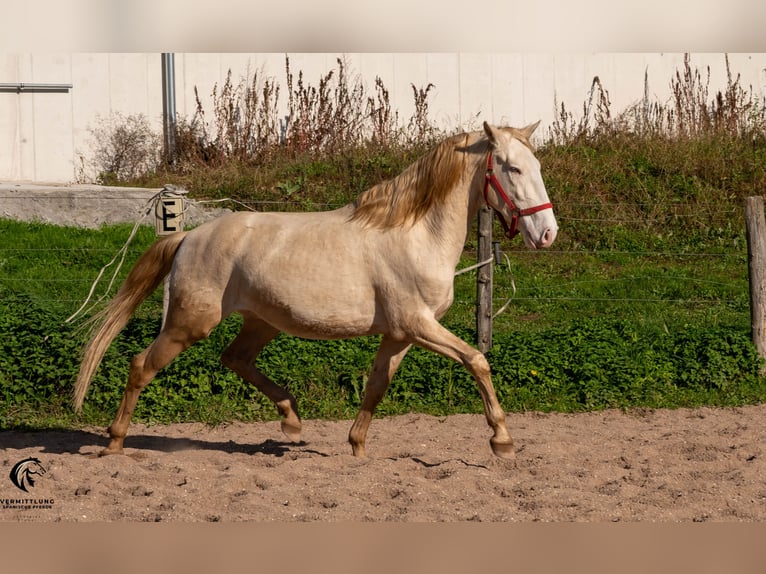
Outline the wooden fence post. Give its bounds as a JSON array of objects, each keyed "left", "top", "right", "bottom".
[
  {"left": 746, "top": 196, "right": 766, "bottom": 369},
  {"left": 476, "top": 205, "right": 493, "bottom": 352}
]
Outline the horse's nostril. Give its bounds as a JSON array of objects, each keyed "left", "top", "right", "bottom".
[{"left": 539, "top": 228, "right": 555, "bottom": 248}]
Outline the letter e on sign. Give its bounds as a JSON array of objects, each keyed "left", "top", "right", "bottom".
[{"left": 156, "top": 197, "right": 184, "bottom": 236}]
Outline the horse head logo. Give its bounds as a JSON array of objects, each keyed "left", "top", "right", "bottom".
[{"left": 9, "top": 457, "right": 47, "bottom": 492}]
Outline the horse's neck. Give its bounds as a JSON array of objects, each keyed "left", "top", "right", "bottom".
[{"left": 422, "top": 158, "right": 485, "bottom": 262}]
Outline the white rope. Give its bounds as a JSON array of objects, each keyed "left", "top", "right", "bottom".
[
  {"left": 454, "top": 256, "right": 494, "bottom": 276},
  {"left": 195, "top": 197, "right": 256, "bottom": 211},
  {"left": 153, "top": 187, "right": 190, "bottom": 219},
  {"left": 492, "top": 252, "right": 516, "bottom": 319},
  {"left": 453, "top": 252, "right": 518, "bottom": 318},
  {"left": 64, "top": 188, "right": 170, "bottom": 324}
]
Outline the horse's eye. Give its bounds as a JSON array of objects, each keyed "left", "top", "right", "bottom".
[{"left": 507, "top": 165, "right": 521, "bottom": 175}]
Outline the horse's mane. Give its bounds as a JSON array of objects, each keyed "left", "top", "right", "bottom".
[{"left": 349, "top": 132, "right": 476, "bottom": 232}]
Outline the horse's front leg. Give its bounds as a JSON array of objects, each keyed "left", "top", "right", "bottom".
[
  {"left": 409, "top": 317, "right": 515, "bottom": 459},
  {"left": 348, "top": 337, "right": 412, "bottom": 457}
]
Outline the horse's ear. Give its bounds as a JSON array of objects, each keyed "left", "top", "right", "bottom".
[
  {"left": 519, "top": 120, "right": 541, "bottom": 139},
  {"left": 483, "top": 121, "right": 501, "bottom": 148}
]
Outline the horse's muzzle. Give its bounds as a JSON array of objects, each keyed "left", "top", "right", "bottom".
[
  {"left": 522, "top": 226, "right": 557, "bottom": 249},
  {"left": 537, "top": 227, "right": 556, "bottom": 248}
]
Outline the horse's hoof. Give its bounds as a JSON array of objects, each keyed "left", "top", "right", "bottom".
[
  {"left": 276, "top": 399, "right": 302, "bottom": 442},
  {"left": 490, "top": 437, "right": 516, "bottom": 459},
  {"left": 280, "top": 419, "right": 302, "bottom": 443},
  {"left": 350, "top": 443, "right": 367, "bottom": 458},
  {"left": 99, "top": 435, "right": 125, "bottom": 456}
]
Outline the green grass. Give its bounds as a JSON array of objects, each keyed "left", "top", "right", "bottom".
[
  {"left": 447, "top": 242, "right": 749, "bottom": 334},
  {"left": 0, "top": 206, "right": 762, "bottom": 431},
  {"left": 0, "top": 219, "right": 159, "bottom": 316}
]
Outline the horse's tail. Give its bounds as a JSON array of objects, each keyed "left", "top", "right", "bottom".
[{"left": 72, "top": 231, "right": 188, "bottom": 413}]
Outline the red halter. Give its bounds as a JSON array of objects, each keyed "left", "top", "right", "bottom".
[{"left": 482, "top": 152, "right": 553, "bottom": 240}]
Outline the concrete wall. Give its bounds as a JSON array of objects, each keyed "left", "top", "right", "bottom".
[{"left": 1, "top": 53, "right": 765, "bottom": 183}]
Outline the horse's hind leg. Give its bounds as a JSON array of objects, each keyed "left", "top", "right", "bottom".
[
  {"left": 348, "top": 336, "right": 412, "bottom": 457},
  {"left": 408, "top": 317, "right": 515, "bottom": 459},
  {"left": 221, "top": 317, "right": 302, "bottom": 442},
  {"left": 102, "top": 326, "right": 202, "bottom": 456}
]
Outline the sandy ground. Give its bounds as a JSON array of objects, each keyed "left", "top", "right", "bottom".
[{"left": 1, "top": 405, "right": 764, "bottom": 522}]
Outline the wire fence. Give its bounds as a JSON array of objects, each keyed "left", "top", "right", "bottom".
[{"left": 0, "top": 195, "right": 750, "bottom": 320}]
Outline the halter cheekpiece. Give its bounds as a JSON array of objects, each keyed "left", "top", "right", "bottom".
[{"left": 482, "top": 151, "right": 553, "bottom": 239}]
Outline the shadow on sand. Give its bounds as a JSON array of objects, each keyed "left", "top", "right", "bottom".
[{"left": 0, "top": 428, "right": 329, "bottom": 458}]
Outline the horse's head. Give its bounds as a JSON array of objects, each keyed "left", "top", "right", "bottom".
[{"left": 482, "top": 121, "right": 558, "bottom": 249}]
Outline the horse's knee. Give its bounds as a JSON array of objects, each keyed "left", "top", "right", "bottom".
[{"left": 466, "top": 351, "right": 491, "bottom": 379}]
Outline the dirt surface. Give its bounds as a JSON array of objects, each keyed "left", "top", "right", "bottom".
[{"left": 1, "top": 405, "right": 764, "bottom": 522}]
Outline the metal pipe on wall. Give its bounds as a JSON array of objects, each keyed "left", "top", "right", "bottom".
[
  {"left": 161, "top": 53, "right": 177, "bottom": 165},
  {"left": 0, "top": 83, "right": 72, "bottom": 92}
]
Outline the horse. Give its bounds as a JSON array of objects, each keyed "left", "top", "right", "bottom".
[{"left": 73, "top": 121, "right": 557, "bottom": 459}]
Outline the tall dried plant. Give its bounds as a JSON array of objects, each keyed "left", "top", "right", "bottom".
[
  {"left": 548, "top": 76, "right": 612, "bottom": 145},
  {"left": 547, "top": 53, "right": 766, "bottom": 146},
  {"left": 173, "top": 56, "right": 439, "bottom": 165},
  {"left": 407, "top": 83, "right": 437, "bottom": 146},
  {"left": 367, "top": 77, "right": 398, "bottom": 147}
]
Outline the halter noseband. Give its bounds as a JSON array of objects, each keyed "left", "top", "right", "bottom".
[{"left": 482, "top": 151, "right": 553, "bottom": 240}]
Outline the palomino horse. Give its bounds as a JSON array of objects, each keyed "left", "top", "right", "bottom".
[{"left": 73, "top": 121, "right": 557, "bottom": 459}]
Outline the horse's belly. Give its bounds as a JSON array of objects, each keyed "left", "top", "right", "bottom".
[
  {"left": 251, "top": 298, "right": 380, "bottom": 339},
  {"left": 233, "top": 273, "right": 382, "bottom": 339}
]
